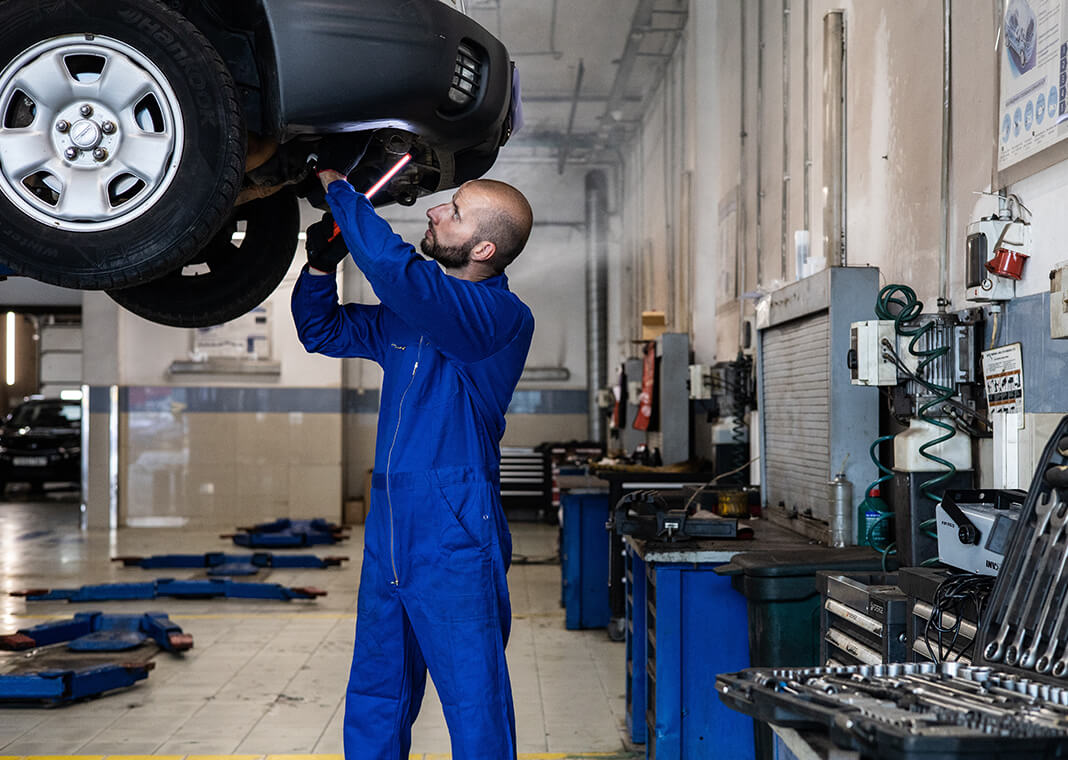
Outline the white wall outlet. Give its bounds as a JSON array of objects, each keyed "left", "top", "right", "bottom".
[
  {"left": 1051, "top": 262, "right": 1068, "bottom": 339},
  {"left": 849, "top": 320, "right": 898, "bottom": 385},
  {"left": 688, "top": 364, "right": 713, "bottom": 399}
]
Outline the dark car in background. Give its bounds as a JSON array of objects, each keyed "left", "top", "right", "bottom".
[
  {"left": 0, "top": 0, "right": 516, "bottom": 327},
  {"left": 0, "top": 398, "right": 82, "bottom": 495}
]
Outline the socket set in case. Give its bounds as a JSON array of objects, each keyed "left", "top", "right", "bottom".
[{"left": 716, "top": 416, "right": 1068, "bottom": 759}]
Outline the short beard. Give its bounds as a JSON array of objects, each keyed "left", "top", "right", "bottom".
[{"left": 420, "top": 235, "right": 475, "bottom": 269}]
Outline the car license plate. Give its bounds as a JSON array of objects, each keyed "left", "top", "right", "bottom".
[{"left": 12, "top": 456, "right": 47, "bottom": 466}]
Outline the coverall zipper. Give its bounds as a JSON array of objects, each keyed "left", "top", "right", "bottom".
[{"left": 384, "top": 336, "right": 423, "bottom": 586}]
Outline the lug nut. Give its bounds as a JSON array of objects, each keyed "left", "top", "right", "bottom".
[
  {"left": 79, "top": 104, "right": 93, "bottom": 117},
  {"left": 64, "top": 147, "right": 79, "bottom": 160},
  {"left": 92, "top": 147, "right": 107, "bottom": 161},
  {"left": 101, "top": 121, "right": 115, "bottom": 134},
  {"left": 55, "top": 120, "right": 69, "bottom": 133}
]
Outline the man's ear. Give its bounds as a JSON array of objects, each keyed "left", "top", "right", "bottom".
[{"left": 470, "top": 240, "right": 496, "bottom": 262}]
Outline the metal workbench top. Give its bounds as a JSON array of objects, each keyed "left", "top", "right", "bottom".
[{"left": 624, "top": 518, "right": 815, "bottom": 564}]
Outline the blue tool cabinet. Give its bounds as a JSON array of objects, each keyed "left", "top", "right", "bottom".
[
  {"left": 644, "top": 560, "right": 753, "bottom": 760},
  {"left": 625, "top": 545, "right": 647, "bottom": 743},
  {"left": 561, "top": 489, "right": 612, "bottom": 630}
]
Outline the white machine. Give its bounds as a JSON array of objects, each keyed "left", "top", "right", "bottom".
[{"left": 935, "top": 489, "right": 1025, "bottom": 575}]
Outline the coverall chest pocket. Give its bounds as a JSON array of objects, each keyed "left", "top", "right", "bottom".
[
  {"left": 411, "top": 348, "right": 461, "bottom": 409},
  {"left": 435, "top": 478, "right": 492, "bottom": 557}
]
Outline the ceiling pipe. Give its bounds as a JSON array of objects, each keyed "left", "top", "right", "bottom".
[
  {"left": 558, "top": 60, "right": 585, "bottom": 174},
  {"left": 599, "top": 0, "right": 687, "bottom": 144},
  {"left": 939, "top": 0, "right": 952, "bottom": 305}
]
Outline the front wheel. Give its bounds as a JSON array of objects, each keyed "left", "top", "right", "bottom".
[{"left": 0, "top": 0, "right": 244, "bottom": 289}]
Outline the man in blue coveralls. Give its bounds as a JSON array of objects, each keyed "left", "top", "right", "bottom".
[{"left": 291, "top": 165, "right": 534, "bottom": 760}]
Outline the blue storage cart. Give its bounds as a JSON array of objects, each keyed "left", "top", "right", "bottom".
[
  {"left": 625, "top": 536, "right": 756, "bottom": 758},
  {"left": 644, "top": 558, "right": 753, "bottom": 760},
  {"left": 561, "top": 489, "right": 612, "bottom": 630},
  {"left": 625, "top": 544, "right": 647, "bottom": 743}
]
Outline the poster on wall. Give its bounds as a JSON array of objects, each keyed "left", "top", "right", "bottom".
[
  {"left": 998, "top": 0, "right": 1068, "bottom": 171},
  {"left": 981, "top": 342, "right": 1025, "bottom": 423},
  {"left": 192, "top": 304, "right": 271, "bottom": 360}
]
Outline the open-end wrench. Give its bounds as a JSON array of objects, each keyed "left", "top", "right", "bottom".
[
  {"left": 1021, "top": 506, "right": 1068, "bottom": 668},
  {"left": 1007, "top": 501, "right": 1068, "bottom": 665},
  {"left": 985, "top": 490, "right": 1061, "bottom": 662}
]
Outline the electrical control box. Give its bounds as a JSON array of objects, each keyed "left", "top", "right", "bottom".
[
  {"left": 849, "top": 320, "right": 897, "bottom": 386},
  {"left": 964, "top": 218, "right": 1031, "bottom": 303},
  {"left": 1051, "top": 261, "right": 1068, "bottom": 339},
  {"left": 688, "top": 364, "right": 712, "bottom": 399}
]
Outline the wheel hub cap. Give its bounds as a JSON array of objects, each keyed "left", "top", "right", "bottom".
[{"left": 68, "top": 119, "right": 101, "bottom": 149}]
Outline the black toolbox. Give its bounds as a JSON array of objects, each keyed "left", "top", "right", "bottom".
[
  {"left": 715, "top": 416, "right": 1068, "bottom": 759},
  {"left": 818, "top": 572, "right": 908, "bottom": 667}
]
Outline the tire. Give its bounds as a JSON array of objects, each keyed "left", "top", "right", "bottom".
[
  {"left": 107, "top": 191, "right": 301, "bottom": 328},
  {"left": 0, "top": 0, "right": 244, "bottom": 289}
]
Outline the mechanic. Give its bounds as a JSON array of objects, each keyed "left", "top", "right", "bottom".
[{"left": 291, "top": 165, "right": 534, "bottom": 760}]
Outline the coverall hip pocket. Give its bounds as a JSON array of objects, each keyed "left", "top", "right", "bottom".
[{"left": 434, "top": 477, "right": 492, "bottom": 557}]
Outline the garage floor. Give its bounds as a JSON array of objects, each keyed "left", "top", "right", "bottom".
[{"left": 0, "top": 494, "right": 634, "bottom": 759}]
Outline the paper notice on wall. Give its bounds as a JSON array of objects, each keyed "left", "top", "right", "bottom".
[
  {"left": 998, "top": 0, "right": 1068, "bottom": 171},
  {"left": 981, "top": 342, "right": 1025, "bottom": 424},
  {"left": 193, "top": 304, "right": 271, "bottom": 360}
]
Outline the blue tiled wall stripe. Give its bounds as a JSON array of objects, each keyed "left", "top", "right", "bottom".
[
  {"left": 88, "top": 386, "right": 111, "bottom": 414},
  {"left": 86, "top": 386, "right": 587, "bottom": 415},
  {"left": 344, "top": 388, "right": 381, "bottom": 413},
  {"left": 508, "top": 389, "right": 588, "bottom": 414},
  {"left": 121, "top": 386, "right": 342, "bottom": 414},
  {"left": 995, "top": 290, "right": 1068, "bottom": 414}
]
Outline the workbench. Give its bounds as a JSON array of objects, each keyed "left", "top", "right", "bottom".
[{"left": 624, "top": 519, "right": 812, "bottom": 759}]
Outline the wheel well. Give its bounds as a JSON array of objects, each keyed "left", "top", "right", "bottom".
[{"left": 179, "top": 0, "right": 281, "bottom": 139}]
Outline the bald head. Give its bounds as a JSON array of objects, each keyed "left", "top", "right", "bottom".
[{"left": 468, "top": 179, "right": 533, "bottom": 273}]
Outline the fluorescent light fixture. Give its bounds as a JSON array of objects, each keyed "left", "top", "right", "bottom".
[
  {"left": 60, "top": 389, "right": 83, "bottom": 401},
  {"left": 5, "top": 312, "right": 13, "bottom": 386}
]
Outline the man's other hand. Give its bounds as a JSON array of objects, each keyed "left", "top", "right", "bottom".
[
  {"left": 306, "top": 213, "right": 349, "bottom": 274},
  {"left": 317, "top": 169, "right": 347, "bottom": 192}
]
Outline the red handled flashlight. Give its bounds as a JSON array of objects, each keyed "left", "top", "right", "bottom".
[
  {"left": 331, "top": 153, "right": 412, "bottom": 238},
  {"left": 366, "top": 153, "right": 412, "bottom": 199}
]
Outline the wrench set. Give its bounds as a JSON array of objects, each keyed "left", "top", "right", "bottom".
[{"left": 716, "top": 418, "right": 1068, "bottom": 759}]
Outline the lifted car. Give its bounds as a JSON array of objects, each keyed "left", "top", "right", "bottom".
[{"left": 0, "top": 0, "right": 516, "bottom": 326}]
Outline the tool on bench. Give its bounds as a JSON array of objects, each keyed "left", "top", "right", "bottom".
[
  {"left": 0, "top": 611, "right": 191, "bottom": 652},
  {"left": 113, "top": 551, "right": 348, "bottom": 576},
  {"left": 606, "top": 489, "right": 749, "bottom": 541},
  {"left": 12, "top": 578, "right": 326, "bottom": 602}
]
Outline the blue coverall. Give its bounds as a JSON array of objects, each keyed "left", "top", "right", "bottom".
[{"left": 291, "top": 180, "right": 534, "bottom": 760}]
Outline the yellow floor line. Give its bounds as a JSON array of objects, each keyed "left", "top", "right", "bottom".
[
  {"left": 0, "top": 755, "right": 630, "bottom": 760},
  {"left": 9, "top": 612, "right": 565, "bottom": 622}
]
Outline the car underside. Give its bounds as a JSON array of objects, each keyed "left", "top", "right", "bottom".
[{"left": 0, "top": 0, "right": 515, "bottom": 327}]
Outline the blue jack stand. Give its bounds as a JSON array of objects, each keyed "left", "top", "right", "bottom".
[
  {"left": 0, "top": 611, "right": 192, "bottom": 652},
  {"left": 223, "top": 517, "right": 350, "bottom": 548},
  {"left": 0, "top": 662, "right": 153, "bottom": 704},
  {"left": 12, "top": 578, "right": 326, "bottom": 602},
  {"left": 113, "top": 551, "right": 348, "bottom": 576}
]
